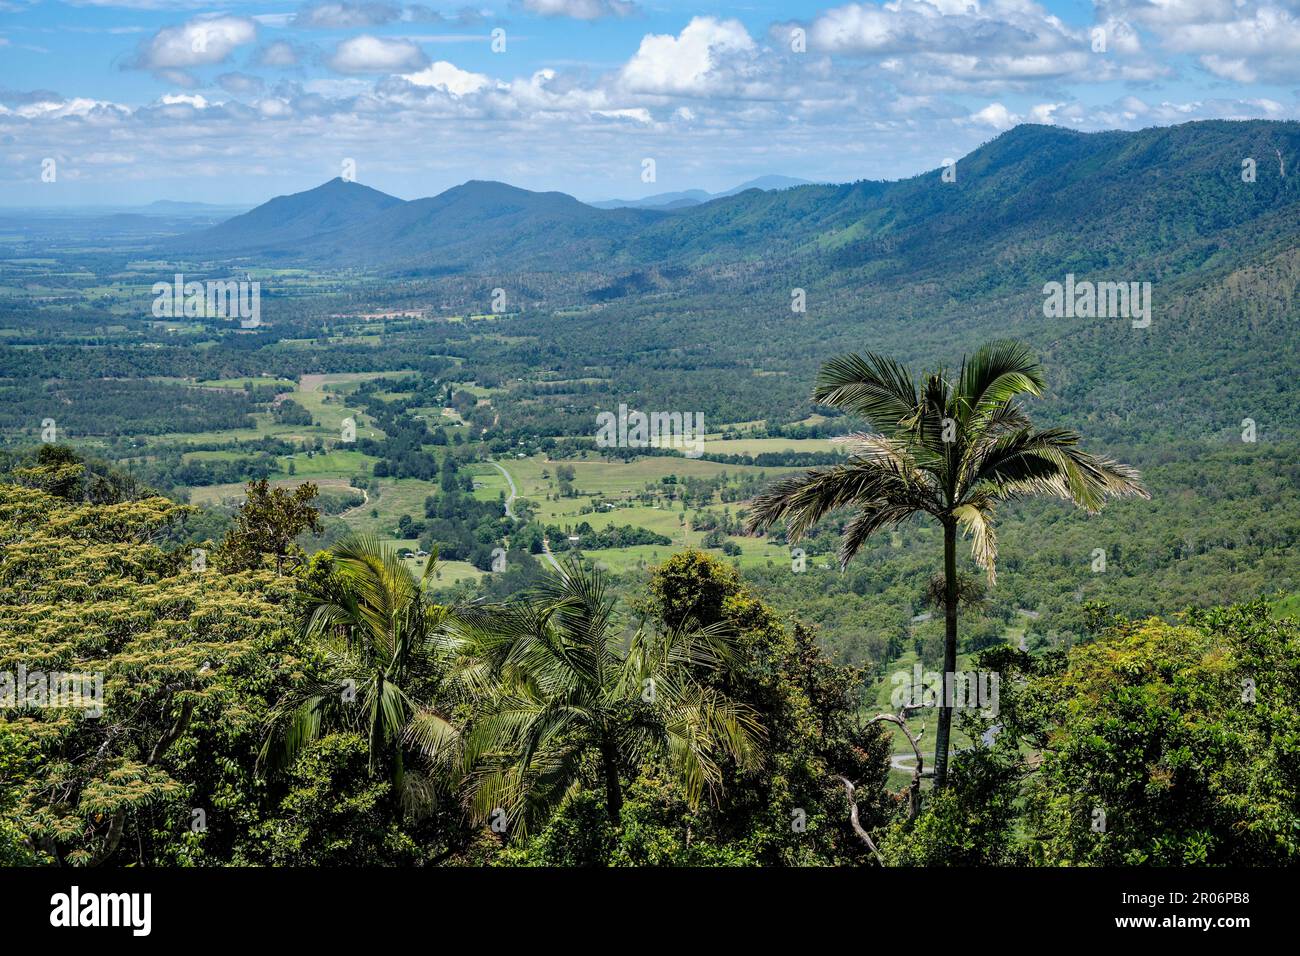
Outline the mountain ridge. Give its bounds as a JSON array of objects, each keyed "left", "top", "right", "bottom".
[
  {"left": 171, "top": 121, "right": 1300, "bottom": 281},
  {"left": 589, "top": 175, "right": 815, "bottom": 210}
]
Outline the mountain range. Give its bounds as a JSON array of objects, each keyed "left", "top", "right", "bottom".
[{"left": 171, "top": 121, "right": 1300, "bottom": 284}]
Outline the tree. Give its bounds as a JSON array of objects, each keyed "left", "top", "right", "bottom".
[
  {"left": 747, "top": 340, "right": 1148, "bottom": 788},
  {"left": 0, "top": 478, "right": 299, "bottom": 866},
  {"left": 992, "top": 602, "right": 1300, "bottom": 865},
  {"left": 450, "top": 558, "right": 764, "bottom": 834},
  {"left": 640, "top": 551, "right": 893, "bottom": 865},
  {"left": 6, "top": 443, "right": 146, "bottom": 504},
  {"left": 215, "top": 478, "right": 322, "bottom": 573},
  {"left": 261, "top": 535, "right": 459, "bottom": 813}
]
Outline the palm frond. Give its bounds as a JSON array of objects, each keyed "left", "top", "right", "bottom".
[
  {"left": 953, "top": 499, "right": 998, "bottom": 583},
  {"left": 813, "top": 352, "right": 919, "bottom": 437},
  {"left": 747, "top": 457, "right": 937, "bottom": 540},
  {"left": 957, "top": 339, "right": 1046, "bottom": 423},
  {"left": 838, "top": 501, "right": 922, "bottom": 567},
  {"left": 971, "top": 427, "right": 1149, "bottom": 512}
]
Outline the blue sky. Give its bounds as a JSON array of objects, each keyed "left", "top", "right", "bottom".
[{"left": 3, "top": 0, "right": 1299, "bottom": 205}]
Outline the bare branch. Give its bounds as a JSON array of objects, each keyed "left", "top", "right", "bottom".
[
  {"left": 867, "top": 708, "right": 926, "bottom": 821},
  {"left": 836, "top": 775, "right": 884, "bottom": 865}
]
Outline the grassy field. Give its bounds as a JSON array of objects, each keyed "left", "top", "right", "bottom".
[
  {"left": 701, "top": 436, "right": 840, "bottom": 455},
  {"left": 188, "top": 476, "right": 360, "bottom": 507}
]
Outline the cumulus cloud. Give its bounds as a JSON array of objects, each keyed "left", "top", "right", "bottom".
[
  {"left": 126, "top": 15, "right": 257, "bottom": 72},
  {"left": 0, "top": 94, "right": 128, "bottom": 119},
  {"left": 401, "top": 60, "right": 492, "bottom": 96},
  {"left": 1095, "top": 1, "right": 1300, "bottom": 82},
  {"left": 619, "top": 16, "right": 757, "bottom": 96},
  {"left": 158, "top": 92, "right": 209, "bottom": 108},
  {"left": 779, "top": 0, "right": 1161, "bottom": 92},
  {"left": 804, "top": 0, "right": 1076, "bottom": 56},
  {"left": 970, "top": 101, "right": 1016, "bottom": 129},
  {"left": 326, "top": 34, "right": 428, "bottom": 73},
  {"left": 1094, "top": 0, "right": 1244, "bottom": 28},
  {"left": 1165, "top": 6, "right": 1300, "bottom": 82},
  {"left": 155, "top": 68, "right": 200, "bottom": 88}
]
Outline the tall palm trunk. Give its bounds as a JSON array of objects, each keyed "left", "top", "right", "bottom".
[
  {"left": 933, "top": 517, "right": 959, "bottom": 789},
  {"left": 599, "top": 735, "right": 623, "bottom": 823}
]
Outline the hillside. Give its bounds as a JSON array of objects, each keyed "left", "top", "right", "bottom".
[
  {"left": 175, "top": 179, "right": 664, "bottom": 269},
  {"left": 174, "top": 178, "right": 406, "bottom": 257},
  {"left": 302, "top": 181, "right": 665, "bottom": 271},
  {"left": 173, "top": 121, "right": 1300, "bottom": 280}
]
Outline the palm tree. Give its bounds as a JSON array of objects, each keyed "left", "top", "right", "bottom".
[
  {"left": 746, "top": 340, "right": 1148, "bottom": 789},
  {"left": 449, "top": 558, "right": 764, "bottom": 834},
  {"left": 260, "top": 535, "right": 460, "bottom": 811}
]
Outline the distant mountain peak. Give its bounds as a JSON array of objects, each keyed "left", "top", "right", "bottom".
[
  {"left": 171, "top": 177, "right": 404, "bottom": 255},
  {"left": 590, "top": 175, "right": 814, "bottom": 210}
]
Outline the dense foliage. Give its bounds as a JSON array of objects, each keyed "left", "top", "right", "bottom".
[{"left": 2, "top": 453, "right": 1294, "bottom": 866}]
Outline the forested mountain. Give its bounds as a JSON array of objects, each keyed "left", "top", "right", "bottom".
[
  {"left": 174, "top": 178, "right": 405, "bottom": 257},
  {"left": 174, "top": 121, "right": 1300, "bottom": 279},
  {"left": 301, "top": 181, "right": 665, "bottom": 272},
  {"left": 174, "top": 178, "right": 665, "bottom": 268}
]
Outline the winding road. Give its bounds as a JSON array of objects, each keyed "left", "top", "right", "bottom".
[
  {"left": 487, "top": 460, "right": 518, "bottom": 518},
  {"left": 490, "top": 459, "right": 561, "bottom": 571},
  {"left": 337, "top": 486, "right": 369, "bottom": 519},
  {"left": 539, "top": 536, "right": 562, "bottom": 572}
]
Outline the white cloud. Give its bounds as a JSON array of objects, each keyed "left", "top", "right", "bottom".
[
  {"left": 158, "top": 92, "right": 209, "bottom": 108},
  {"left": 1199, "top": 55, "right": 1257, "bottom": 83},
  {"left": 1095, "top": 0, "right": 1242, "bottom": 28},
  {"left": 806, "top": 0, "right": 1078, "bottom": 56},
  {"left": 619, "top": 16, "right": 757, "bottom": 96},
  {"left": 155, "top": 68, "right": 200, "bottom": 88},
  {"left": 788, "top": 0, "right": 1165, "bottom": 91},
  {"left": 1027, "top": 101, "right": 1063, "bottom": 123},
  {"left": 970, "top": 101, "right": 1016, "bottom": 129},
  {"left": 327, "top": 34, "right": 428, "bottom": 73},
  {"left": 257, "top": 97, "right": 294, "bottom": 118},
  {"left": 1165, "top": 6, "right": 1300, "bottom": 81},
  {"left": 1164, "top": 7, "right": 1300, "bottom": 55},
  {"left": 128, "top": 15, "right": 257, "bottom": 71},
  {"left": 402, "top": 60, "right": 491, "bottom": 96},
  {"left": 1096, "top": 2, "right": 1300, "bottom": 82},
  {"left": 0, "top": 96, "right": 127, "bottom": 119},
  {"left": 592, "top": 107, "right": 652, "bottom": 122}
]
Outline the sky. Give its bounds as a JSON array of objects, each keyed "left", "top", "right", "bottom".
[{"left": 2, "top": 0, "right": 1299, "bottom": 206}]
